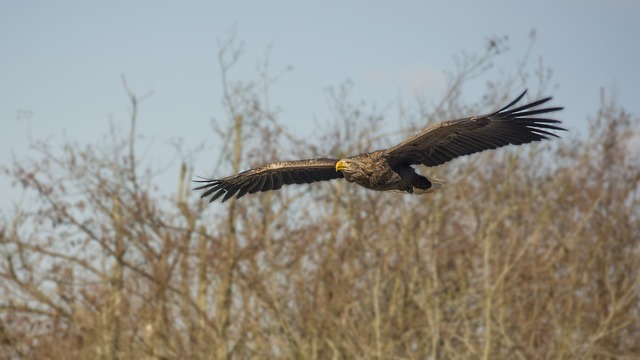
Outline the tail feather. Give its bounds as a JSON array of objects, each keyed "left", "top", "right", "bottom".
[{"left": 413, "top": 176, "right": 446, "bottom": 194}]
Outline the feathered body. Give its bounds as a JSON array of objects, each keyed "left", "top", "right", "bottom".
[{"left": 337, "top": 151, "right": 435, "bottom": 193}]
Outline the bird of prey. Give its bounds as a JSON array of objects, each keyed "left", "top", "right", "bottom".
[{"left": 195, "top": 90, "right": 564, "bottom": 203}]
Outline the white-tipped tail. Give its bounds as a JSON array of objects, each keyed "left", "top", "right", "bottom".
[{"left": 414, "top": 176, "right": 447, "bottom": 194}]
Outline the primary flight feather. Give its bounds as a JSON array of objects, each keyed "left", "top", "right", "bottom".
[{"left": 195, "top": 90, "right": 564, "bottom": 203}]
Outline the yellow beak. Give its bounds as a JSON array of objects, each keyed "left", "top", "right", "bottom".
[{"left": 335, "top": 160, "right": 349, "bottom": 172}]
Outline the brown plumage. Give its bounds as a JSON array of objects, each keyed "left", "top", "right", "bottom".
[{"left": 195, "top": 90, "right": 564, "bottom": 203}]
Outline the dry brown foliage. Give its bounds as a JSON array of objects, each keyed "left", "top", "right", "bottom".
[{"left": 1, "top": 36, "right": 639, "bottom": 359}]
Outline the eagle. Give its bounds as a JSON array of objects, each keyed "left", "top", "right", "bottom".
[{"left": 195, "top": 90, "right": 564, "bottom": 203}]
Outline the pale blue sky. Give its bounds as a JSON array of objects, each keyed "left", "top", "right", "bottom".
[{"left": 2, "top": 0, "right": 639, "bottom": 210}]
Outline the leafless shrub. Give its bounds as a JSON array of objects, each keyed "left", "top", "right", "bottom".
[{"left": 1, "top": 35, "right": 639, "bottom": 360}]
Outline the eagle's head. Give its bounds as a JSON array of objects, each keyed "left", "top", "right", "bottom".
[{"left": 335, "top": 158, "right": 366, "bottom": 182}]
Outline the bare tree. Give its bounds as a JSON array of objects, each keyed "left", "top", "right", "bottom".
[{"left": 1, "top": 33, "right": 639, "bottom": 359}]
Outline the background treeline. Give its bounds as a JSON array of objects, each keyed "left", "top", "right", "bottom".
[{"left": 1, "top": 37, "right": 639, "bottom": 359}]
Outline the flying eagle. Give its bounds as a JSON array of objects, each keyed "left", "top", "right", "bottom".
[{"left": 195, "top": 91, "right": 564, "bottom": 203}]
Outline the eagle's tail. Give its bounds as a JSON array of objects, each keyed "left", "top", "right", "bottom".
[{"left": 413, "top": 176, "right": 446, "bottom": 194}]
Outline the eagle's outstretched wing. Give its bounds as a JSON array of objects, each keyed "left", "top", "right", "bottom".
[
  {"left": 384, "top": 90, "right": 565, "bottom": 167},
  {"left": 194, "top": 158, "right": 343, "bottom": 203}
]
